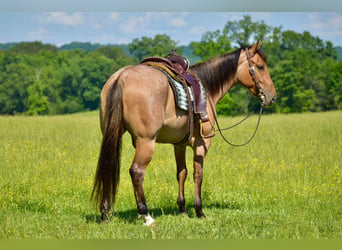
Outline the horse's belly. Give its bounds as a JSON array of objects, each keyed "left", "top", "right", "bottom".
[{"left": 156, "top": 115, "right": 188, "bottom": 144}]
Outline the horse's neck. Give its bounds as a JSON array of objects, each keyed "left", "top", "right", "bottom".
[
  {"left": 210, "top": 78, "right": 237, "bottom": 105},
  {"left": 196, "top": 67, "right": 238, "bottom": 106},
  {"left": 192, "top": 51, "right": 240, "bottom": 106}
]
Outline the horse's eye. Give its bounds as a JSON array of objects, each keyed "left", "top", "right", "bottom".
[{"left": 257, "top": 65, "right": 265, "bottom": 71}]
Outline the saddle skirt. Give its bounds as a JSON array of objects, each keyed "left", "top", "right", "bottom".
[
  {"left": 141, "top": 55, "right": 209, "bottom": 122},
  {"left": 161, "top": 69, "right": 205, "bottom": 113},
  {"left": 162, "top": 69, "right": 189, "bottom": 111}
]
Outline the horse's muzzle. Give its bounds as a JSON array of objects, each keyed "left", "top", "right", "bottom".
[{"left": 259, "top": 92, "right": 276, "bottom": 107}]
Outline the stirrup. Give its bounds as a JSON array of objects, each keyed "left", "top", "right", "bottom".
[{"left": 200, "top": 119, "right": 216, "bottom": 138}]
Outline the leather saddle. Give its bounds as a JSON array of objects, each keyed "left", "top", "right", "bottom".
[{"left": 141, "top": 52, "right": 209, "bottom": 123}]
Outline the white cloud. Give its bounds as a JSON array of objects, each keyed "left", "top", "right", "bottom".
[
  {"left": 299, "top": 13, "right": 342, "bottom": 44},
  {"left": 120, "top": 15, "right": 146, "bottom": 33},
  {"left": 250, "top": 12, "right": 273, "bottom": 20},
  {"left": 169, "top": 18, "right": 187, "bottom": 27},
  {"left": 46, "top": 12, "right": 85, "bottom": 26},
  {"left": 116, "top": 12, "right": 190, "bottom": 36},
  {"left": 307, "top": 13, "right": 324, "bottom": 30},
  {"left": 329, "top": 14, "right": 342, "bottom": 27},
  {"left": 189, "top": 26, "right": 206, "bottom": 35},
  {"left": 91, "top": 22, "right": 102, "bottom": 30},
  {"left": 109, "top": 12, "right": 120, "bottom": 21},
  {"left": 28, "top": 27, "right": 49, "bottom": 40}
]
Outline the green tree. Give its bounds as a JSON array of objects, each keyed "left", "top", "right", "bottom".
[
  {"left": 79, "top": 52, "right": 112, "bottom": 110},
  {"left": 59, "top": 41, "right": 101, "bottom": 51},
  {"left": 129, "top": 34, "right": 178, "bottom": 61},
  {"left": 190, "top": 30, "right": 232, "bottom": 61},
  {"left": 224, "top": 15, "right": 271, "bottom": 47},
  {"left": 319, "top": 58, "right": 342, "bottom": 110},
  {"left": 215, "top": 94, "right": 235, "bottom": 116},
  {"left": 0, "top": 52, "right": 33, "bottom": 114},
  {"left": 269, "top": 30, "right": 340, "bottom": 113},
  {"left": 96, "top": 46, "right": 138, "bottom": 72},
  {"left": 27, "top": 80, "right": 50, "bottom": 115},
  {"left": 10, "top": 41, "right": 57, "bottom": 54}
]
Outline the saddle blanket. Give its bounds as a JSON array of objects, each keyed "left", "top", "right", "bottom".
[{"left": 159, "top": 69, "right": 206, "bottom": 113}]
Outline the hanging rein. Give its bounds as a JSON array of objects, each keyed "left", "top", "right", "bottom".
[{"left": 205, "top": 48, "right": 264, "bottom": 147}]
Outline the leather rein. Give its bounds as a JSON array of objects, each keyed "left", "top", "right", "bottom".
[{"left": 207, "top": 48, "right": 264, "bottom": 147}]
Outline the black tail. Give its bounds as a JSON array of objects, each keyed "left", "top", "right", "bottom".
[{"left": 92, "top": 80, "right": 123, "bottom": 213}]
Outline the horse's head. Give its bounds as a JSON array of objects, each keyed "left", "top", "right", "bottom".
[{"left": 237, "top": 40, "right": 276, "bottom": 107}]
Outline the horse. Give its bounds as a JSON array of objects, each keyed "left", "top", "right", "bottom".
[{"left": 92, "top": 40, "right": 276, "bottom": 226}]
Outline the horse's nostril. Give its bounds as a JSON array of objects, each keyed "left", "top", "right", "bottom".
[{"left": 271, "top": 96, "right": 276, "bottom": 104}]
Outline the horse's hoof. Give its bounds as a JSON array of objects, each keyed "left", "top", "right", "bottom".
[
  {"left": 101, "top": 213, "right": 110, "bottom": 222},
  {"left": 196, "top": 211, "right": 206, "bottom": 218},
  {"left": 179, "top": 208, "right": 188, "bottom": 216},
  {"left": 100, "top": 208, "right": 111, "bottom": 222},
  {"left": 138, "top": 213, "right": 156, "bottom": 226}
]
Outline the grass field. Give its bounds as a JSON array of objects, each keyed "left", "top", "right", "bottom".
[{"left": 0, "top": 111, "right": 341, "bottom": 239}]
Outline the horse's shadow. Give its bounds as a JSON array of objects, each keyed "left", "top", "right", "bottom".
[
  {"left": 85, "top": 205, "right": 182, "bottom": 224},
  {"left": 85, "top": 201, "right": 241, "bottom": 224}
]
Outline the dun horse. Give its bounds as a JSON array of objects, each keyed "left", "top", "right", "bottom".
[{"left": 92, "top": 40, "right": 276, "bottom": 225}]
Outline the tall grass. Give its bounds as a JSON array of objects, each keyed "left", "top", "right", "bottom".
[{"left": 0, "top": 111, "right": 341, "bottom": 239}]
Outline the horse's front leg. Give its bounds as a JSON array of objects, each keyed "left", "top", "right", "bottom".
[
  {"left": 193, "top": 138, "right": 211, "bottom": 218},
  {"left": 174, "top": 145, "right": 188, "bottom": 214}
]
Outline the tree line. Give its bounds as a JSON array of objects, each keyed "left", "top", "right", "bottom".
[
  {"left": 0, "top": 43, "right": 137, "bottom": 115},
  {"left": 0, "top": 15, "right": 341, "bottom": 116}
]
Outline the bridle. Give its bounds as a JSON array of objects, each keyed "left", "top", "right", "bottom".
[
  {"left": 206, "top": 48, "right": 264, "bottom": 147},
  {"left": 245, "top": 48, "right": 265, "bottom": 105}
]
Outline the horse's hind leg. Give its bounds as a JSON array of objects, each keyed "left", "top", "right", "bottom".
[
  {"left": 129, "top": 138, "right": 156, "bottom": 226},
  {"left": 174, "top": 145, "right": 188, "bottom": 214},
  {"left": 193, "top": 138, "right": 211, "bottom": 218}
]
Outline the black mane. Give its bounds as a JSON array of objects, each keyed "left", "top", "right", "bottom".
[{"left": 190, "top": 49, "right": 241, "bottom": 96}]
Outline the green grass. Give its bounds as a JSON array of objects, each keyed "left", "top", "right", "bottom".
[{"left": 0, "top": 111, "right": 341, "bottom": 239}]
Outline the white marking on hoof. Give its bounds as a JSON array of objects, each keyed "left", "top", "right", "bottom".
[{"left": 138, "top": 213, "right": 155, "bottom": 226}]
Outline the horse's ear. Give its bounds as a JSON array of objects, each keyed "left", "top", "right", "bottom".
[
  {"left": 256, "top": 39, "right": 263, "bottom": 49},
  {"left": 249, "top": 39, "right": 263, "bottom": 56}
]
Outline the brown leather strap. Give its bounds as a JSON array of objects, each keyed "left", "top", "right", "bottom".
[{"left": 245, "top": 48, "right": 261, "bottom": 96}]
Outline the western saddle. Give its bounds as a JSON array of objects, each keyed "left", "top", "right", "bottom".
[{"left": 140, "top": 51, "right": 210, "bottom": 143}]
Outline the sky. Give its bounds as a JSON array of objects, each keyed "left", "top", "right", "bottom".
[{"left": 0, "top": 12, "right": 342, "bottom": 47}]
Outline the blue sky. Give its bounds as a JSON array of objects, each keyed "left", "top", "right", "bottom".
[{"left": 0, "top": 12, "right": 342, "bottom": 47}]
